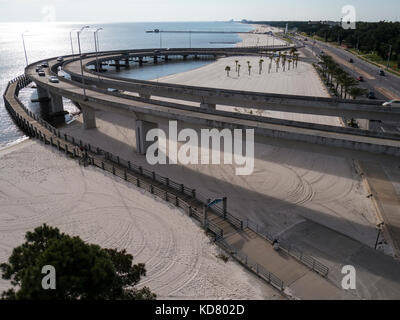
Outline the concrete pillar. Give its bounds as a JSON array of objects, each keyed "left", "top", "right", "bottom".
[
  {"left": 139, "top": 57, "right": 143, "bottom": 66},
  {"left": 165, "top": 55, "right": 169, "bottom": 62},
  {"left": 49, "top": 92, "right": 64, "bottom": 114},
  {"left": 37, "top": 86, "right": 50, "bottom": 101},
  {"left": 81, "top": 104, "right": 96, "bottom": 129},
  {"left": 357, "top": 119, "right": 370, "bottom": 130},
  {"left": 136, "top": 120, "right": 158, "bottom": 154},
  {"left": 115, "top": 60, "right": 120, "bottom": 70},
  {"left": 183, "top": 55, "right": 188, "bottom": 60},
  {"left": 153, "top": 56, "right": 158, "bottom": 64},
  {"left": 203, "top": 204, "right": 208, "bottom": 228},
  {"left": 125, "top": 59, "right": 130, "bottom": 68},
  {"left": 200, "top": 102, "right": 216, "bottom": 110}
]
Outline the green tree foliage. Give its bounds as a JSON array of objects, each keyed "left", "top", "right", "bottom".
[
  {"left": 0, "top": 224, "right": 156, "bottom": 300},
  {"left": 248, "top": 21, "right": 400, "bottom": 63}
]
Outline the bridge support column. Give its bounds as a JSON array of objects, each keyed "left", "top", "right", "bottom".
[
  {"left": 357, "top": 119, "right": 370, "bottom": 130},
  {"left": 81, "top": 105, "right": 96, "bottom": 129},
  {"left": 153, "top": 56, "right": 158, "bottom": 64},
  {"left": 136, "top": 120, "right": 158, "bottom": 154},
  {"left": 139, "top": 57, "right": 143, "bottom": 66},
  {"left": 115, "top": 60, "right": 120, "bottom": 70},
  {"left": 125, "top": 59, "right": 130, "bottom": 68},
  {"left": 165, "top": 55, "right": 169, "bottom": 62},
  {"left": 200, "top": 102, "right": 216, "bottom": 110},
  {"left": 49, "top": 92, "right": 64, "bottom": 114},
  {"left": 37, "top": 85, "right": 50, "bottom": 101}
]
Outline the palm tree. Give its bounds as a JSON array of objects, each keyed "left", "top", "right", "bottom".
[
  {"left": 225, "top": 66, "right": 231, "bottom": 77},
  {"left": 237, "top": 64, "right": 241, "bottom": 77},
  {"left": 349, "top": 87, "right": 368, "bottom": 100},
  {"left": 248, "top": 65, "right": 252, "bottom": 75},
  {"left": 276, "top": 57, "right": 280, "bottom": 72},
  {"left": 269, "top": 55, "right": 273, "bottom": 73},
  {"left": 235, "top": 60, "right": 239, "bottom": 72},
  {"left": 342, "top": 76, "right": 358, "bottom": 99},
  {"left": 259, "top": 59, "right": 264, "bottom": 74},
  {"left": 288, "top": 59, "right": 292, "bottom": 70}
]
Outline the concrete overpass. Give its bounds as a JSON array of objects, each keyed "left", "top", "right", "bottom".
[
  {"left": 22, "top": 49, "right": 400, "bottom": 166},
  {"left": 58, "top": 49, "right": 400, "bottom": 124}
]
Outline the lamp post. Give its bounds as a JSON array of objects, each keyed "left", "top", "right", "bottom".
[
  {"left": 94, "top": 28, "right": 103, "bottom": 80},
  {"left": 21, "top": 30, "right": 29, "bottom": 66},
  {"left": 386, "top": 44, "right": 392, "bottom": 70},
  {"left": 70, "top": 29, "right": 77, "bottom": 56},
  {"left": 77, "top": 26, "right": 90, "bottom": 100},
  {"left": 375, "top": 222, "right": 385, "bottom": 250}
]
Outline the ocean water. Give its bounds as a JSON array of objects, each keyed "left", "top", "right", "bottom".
[{"left": 0, "top": 21, "right": 253, "bottom": 150}]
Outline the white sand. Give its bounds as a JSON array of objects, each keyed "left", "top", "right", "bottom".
[
  {"left": 0, "top": 140, "right": 281, "bottom": 300},
  {"left": 55, "top": 29, "right": 378, "bottom": 249}
]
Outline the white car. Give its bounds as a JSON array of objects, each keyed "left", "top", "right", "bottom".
[
  {"left": 383, "top": 100, "right": 400, "bottom": 107},
  {"left": 49, "top": 76, "right": 59, "bottom": 83}
]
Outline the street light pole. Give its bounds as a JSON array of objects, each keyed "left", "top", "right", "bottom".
[
  {"left": 70, "top": 30, "right": 76, "bottom": 55},
  {"left": 375, "top": 222, "right": 385, "bottom": 250},
  {"left": 77, "top": 26, "right": 90, "bottom": 101},
  {"left": 21, "top": 31, "right": 29, "bottom": 66},
  {"left": 386, "top": 44, "right": 392, "bottom": 70},
  {"left": 94, "top": 28, "right": 103, "bottom": 80}
]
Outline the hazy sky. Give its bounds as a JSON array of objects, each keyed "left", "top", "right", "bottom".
[{"left": 0, "top": 0, "right": 399, "bottom": 23}]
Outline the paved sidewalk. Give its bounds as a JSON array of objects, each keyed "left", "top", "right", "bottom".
[{"left": 359, "top": 161, "right": 400, "bottom": 257}]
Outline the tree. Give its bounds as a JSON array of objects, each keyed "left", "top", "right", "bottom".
[
  {"left": 0, "top": 224, "right": 156, "bottom": 300},
  {"left": 237, "top": 64, "right": 241, "bottom": 77},
  {"left": 259, "top": 59, "right": 264, "bottom": 74},
  {"left": 235, "top": 60, "right": 239, "bottom": 72},
  {"left": 348, "top": 87, "right": 368, "bottom": 100},
  {"left": 225, "top": 66, "right": 231, "bottom": 77},
  {"left": 248, "top": 65, "right": 252, "bottom": 75}
]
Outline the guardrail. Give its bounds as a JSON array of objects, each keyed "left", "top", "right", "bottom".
[
  {"left": 217, "top": 238, "right": 284, "bottom": 291},
  {"left": 3, "top": 74, "right": 330, "bottom": 283},
  {"left": 244, "top": 218, "right": 329, "bottom": 277}
]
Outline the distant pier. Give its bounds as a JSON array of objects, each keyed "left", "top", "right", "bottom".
[{"left": 146, "top": 29, "right": 252, "bottom": 34}]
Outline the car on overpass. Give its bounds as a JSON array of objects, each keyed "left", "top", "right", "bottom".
[
  {"left": 357, "top": 76, "right": 364, "bottom": 82},
  {"left": 379, "top": 69, "right": 386, "bottom": 76},
  {"left": 383, "top": 100, "right": 400, "bottom": 107},
  {"left": 48, "top": 76, "right": 59, "bottom": 84},
  {"left": 367, "top": 91, "right": 376, "bottom": 99}
]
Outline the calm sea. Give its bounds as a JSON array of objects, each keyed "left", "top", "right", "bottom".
[{"left": 0, "top": 21, "right": 253, "bottom": 150}]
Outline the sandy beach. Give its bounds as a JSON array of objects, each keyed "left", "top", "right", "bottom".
[{"left": 0, "top": 140, "right": 281, "bottom": 300}]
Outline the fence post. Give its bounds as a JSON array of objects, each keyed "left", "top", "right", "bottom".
[
  {"left": 57, "top": 140, "right": 60, "bottom": 150},
  {"left": 150, "top": 185, "right": 154, "bottom": 194},
  {"left": 139, "top": 166, "right": 143, "bottom": 175},
  {"left": 180, "top": 184, "right": 184, "bottom": 194},
  {"left": 124, "top": 170, "right": 127, "bottom": 181},
  {"left": 165, "top": 191, "right": 168, "bottom": 201},
  {"left": 223, "top": 197, "right": 227, "bottom": 219},
  {"left": 166, "top": 178, "right": 169, "bottom": 187},
  {"left": 117, "top": 156, "right": 120, "bottom": 164},
  {"left": 112, "top": 166, "right": 115, "bottom": 175},
  {"left": 65, "top": 144, "right": 68, "bottom": 155},
  {"left": 73, "top": 148, "right": 76, "bottom": 158},
  {"left": 189, "top": 206, "right": 192, "bottom": 217},
  {"left": 50, "top": 137, "right": 53, "bottom": 146},
  {"left": 240, "top": 221, "right": 244, "bottom": 231},
  {"left": 102, "top": 162, "right": 105, "bottom": 170},
  {"left": 128, "top": 161, "right": 131, "bottom": 169},
  {"left": 192, "top": 189, "right": 196, "bottom": 199},
  {"left": 137, "top": 178, "right": 140, "bottom": 187},
  {"left": 175, "top": 196, "right": 179, "bottom": 207}
]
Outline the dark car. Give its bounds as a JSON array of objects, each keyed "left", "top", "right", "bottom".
[
  {"left": 367, "top": 91, "right": 376, "bottom": 99},
  {"left": 357, "top": 76, "right": 364, "bottom": 82},
  {"left": 38, "top": 71, "right": 46, "bottom": 77},
  {"left": 379, "top": 69, "right": 385, "bottom": 76},
  {"left": 349, "top": 58, "right": 354, "bottom": 63}
]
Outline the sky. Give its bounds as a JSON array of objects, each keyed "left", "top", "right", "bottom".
[{"left": 0, "top": 0, "right": 399, "bottom": 23}]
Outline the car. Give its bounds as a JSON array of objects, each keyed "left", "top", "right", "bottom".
[
  {"left": 41, "top": 63, "right": 49, "bottom": 68},
  {"left": 48, "top": 76, "right": 59, "bottom": 83},
  {"left": 349, "top": 58, "right": 354, "bottom": 63},
  {"left": 379, "top": 69, "right": 385, "bottom": 76},
  {"left": 357, "top": 76, "right": 364, "bottom": 82},
  {"left": 35, "top": 67, "right": 43, "bottom": 73},
  {"left": 154, "top": 50, "right": 161, "bottom": 55},
  {"left": 57, "top": 57, "right": 64, "bottom": 63},
  {"left": 383, "top": 100, "right": 400, "bottom": 107},
  {"left": 367, "top": 91, "right": 376, "bottom": 99},
  {"left": 38, "top": 71, "right": 46, "bottom": 77}
]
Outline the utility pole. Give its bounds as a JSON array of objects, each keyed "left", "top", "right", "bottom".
[{"left": 77, "top": 26, "right": 90, "bottom": 100}]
